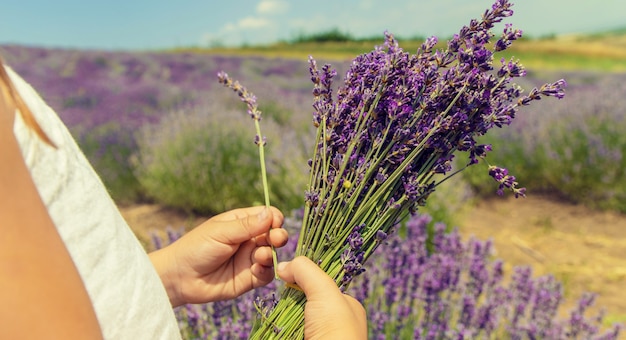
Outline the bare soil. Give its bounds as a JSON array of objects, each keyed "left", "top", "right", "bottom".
[{"left": 119, "top": 194, "right": 626, "bottom": 328}]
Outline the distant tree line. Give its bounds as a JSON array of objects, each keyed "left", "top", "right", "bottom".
[{"left": 288, "top": 27, "right": 426, "bottom": 44}]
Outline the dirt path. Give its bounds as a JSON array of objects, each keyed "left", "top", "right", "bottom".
[
  {"left": 119, "top": 194, "right": 626, "bottom": 327},
  {"left": 456, "top": 195, "right": 626, "bottom": 326}
]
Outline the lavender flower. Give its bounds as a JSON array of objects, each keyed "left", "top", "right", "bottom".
[
  {"left": 488, "top": 165, "right": 526, "bottom": 197},
  {"left": 340, "top": 224, "right": 367, "bottom": 290},
  {"left": 350, "top": 214, "right": 621, "bottom": 339},
  {"left": 251, "top": 1, "right": 566, "bottom": 338},
  {"left": 217, "top": 71, "right": 262, "bottom": 120}
]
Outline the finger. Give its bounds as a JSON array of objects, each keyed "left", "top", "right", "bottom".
[
  {"left": 252, "top": 233, "right": 269, "bottom": 247},
  {"left": 237, "top": 241, "right": 272, "bottom": 288},
  {"left": 212, "top": 206, "right": 283, "bottom": 224},
  {"left": 269, "top": 228, "right": 289, "bottom": 248},
  {"left": 269, "top": 207, "right": 285, "bottom": 230},
  {"left": 277, "top": 256, "right": 342, "bottom": 300},
  {"left": 252, "top": 228, "right": 289, "bottom": 248},
  {"left": 210, "top": 207, "right": 278, "bottom": 245},
  {"left": 210, "top": 206, "right": 266, "bottom": 221},
  {"left": 250, "top": 263, "right": 273, "bottom": 287},
  {"left": 342, "top": 295, "right": 368, "bottom": 336},
  {"left": 252, "top": 246, "right": 274, "bottom": 267}
]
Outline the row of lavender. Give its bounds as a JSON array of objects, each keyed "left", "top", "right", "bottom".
[
  {"left": 462, "top": 70, "right": 626, "bottom": 212},
  {"left": 2, "top": 45, "right": 623, "bottom": 214},
  {"left": 154, "top": 212, "right": 621, "bottom": 339}
]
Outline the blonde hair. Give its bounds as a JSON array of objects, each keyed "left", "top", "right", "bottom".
[{"left": 0, "top": 56, "right": 55, "bottom": 147}]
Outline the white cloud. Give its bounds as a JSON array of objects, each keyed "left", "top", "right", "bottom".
[
  {"left": 201, "top": 0, "right": 288, "bottom": 46},
  {"left": 257, "top": 0, "right": 289, "bottom": 15},
  {"left": 238, "top": 16, "right": 273, "bottom": 29},
  {"left": 201, "top": 15, "right": 278, "bottom": 46}
]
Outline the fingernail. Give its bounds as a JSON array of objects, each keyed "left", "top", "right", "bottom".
[
  {"left": 285, "top": 282, "right": 303, "bottom": 292},
  {"left": 277, "top": 261, "right": 287, "bottom": 272}
]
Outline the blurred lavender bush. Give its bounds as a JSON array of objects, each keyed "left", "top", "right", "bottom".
[
  {"left": 133, "top": 106, "right": 261, "bottom": 213},
  {"left": 133, "top": 100, "right": 311, "bottom": 214},
  {"left": 462, "top": 72, "right": 626, "bottom": 212},
  {"left": 152, "top": 213, "right": 620, "bottom": 339}
]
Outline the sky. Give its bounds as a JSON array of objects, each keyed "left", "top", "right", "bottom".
[{"left": 1, "top": 0, "right": 624, "bottom": 51}]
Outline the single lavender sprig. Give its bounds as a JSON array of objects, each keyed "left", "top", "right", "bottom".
[{"left": 217, "top": 71, "right": 278, "bottom": 278}]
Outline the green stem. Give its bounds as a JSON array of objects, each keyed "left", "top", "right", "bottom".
[{"left": 254, "top": 119, "right": 278, "bottom": 279}]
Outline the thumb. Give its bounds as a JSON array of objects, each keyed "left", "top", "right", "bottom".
[
  {"left": 209, "top": 206, "right": 273, "bottom": 245},
  {"left": 277, "top": 256, "right": 342, "bottom": 300}
]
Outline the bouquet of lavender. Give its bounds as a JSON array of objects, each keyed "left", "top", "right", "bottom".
[{"left": 221, "top": 0, "right": 566, "bottom": 338}]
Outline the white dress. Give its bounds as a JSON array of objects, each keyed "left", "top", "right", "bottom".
[{"left": 7, "top": 66, "right": 181, "bottom": 340}]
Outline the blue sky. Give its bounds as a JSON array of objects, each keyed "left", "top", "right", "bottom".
[{"left": 1, "top": 0, "right": 624, "bottom": 50}]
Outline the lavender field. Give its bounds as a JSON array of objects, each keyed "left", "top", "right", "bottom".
[
  {"left": 2, "top": 39, "right": 625, "bottom": 338},
  {"left": 2, "top": 43, "right": 623, "bottom": 214},
  {"left": 0, "top": 44, "right": 321, "bottom": 210}
]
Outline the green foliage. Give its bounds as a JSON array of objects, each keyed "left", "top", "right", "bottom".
[
  {"left": 132, "top": 106, "right": 309, "bottom": 214},
  {"left": 496, "top": 49, "right": 626, "bottom": 73},
  {"left": 257, "top": 100, "right": 293, "bottom": 126},
  {"left": 133, "top": 109, "right": 264, "bottom": 214},
  {"left": 462, "top": 114, "right": 626, "bottom": 213},
  {"left": 544, "top": 116, "right": 626, "bottom": 211},
  {"left": 461, "top": 129, "right": 551, "bottom": 197},
  {"left": 422, "top": 173, "right": 470, "bottom": 228},
  {"left": 290, "top": 27, "right": 354, "bottom": 43}
]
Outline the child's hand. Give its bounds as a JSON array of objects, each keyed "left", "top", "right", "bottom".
[
  {"left": 149, "top": 206, "right": 287, "bottom": 307},
  {"left": 277, "top": 256, "right": 367, "bottom": 339}
]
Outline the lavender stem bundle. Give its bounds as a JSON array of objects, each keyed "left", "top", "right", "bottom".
[{"left": 217, "top": 0, "right": 567, "bottom": 338}]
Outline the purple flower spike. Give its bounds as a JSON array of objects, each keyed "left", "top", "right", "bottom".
[
  {"left": 488, "top": 165, "right": 526, "bottom": 197},
  {"left": 217, "top": 71, "right": 262, "bottom": 121}
]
